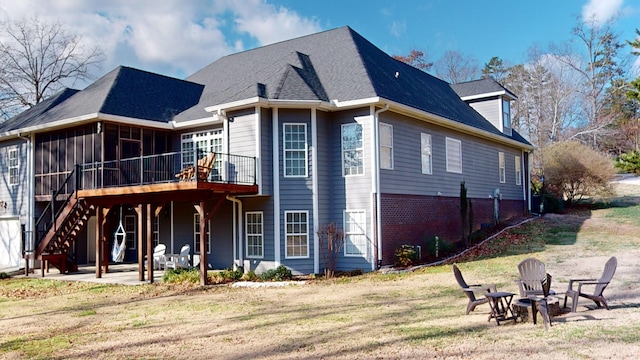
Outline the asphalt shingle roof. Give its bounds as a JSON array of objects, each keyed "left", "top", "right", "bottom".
[
  {"left": 450, "top": 77, "right": 516, "bottom": 99},
  {"left": 2, "top": 26, "right": 529, "bottom": 147}
]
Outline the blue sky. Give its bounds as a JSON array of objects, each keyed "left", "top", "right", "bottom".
[{"left": 0, "top": 0, "right": 638, "bottom": 83}]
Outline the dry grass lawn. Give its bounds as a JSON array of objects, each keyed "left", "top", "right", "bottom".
[{"left": 1, "top": 183, "right": 640, "bottom": 359}]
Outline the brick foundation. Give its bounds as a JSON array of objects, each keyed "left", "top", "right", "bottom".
[{"left": 380, "top": 193, "right": 526, "bottom": 265}]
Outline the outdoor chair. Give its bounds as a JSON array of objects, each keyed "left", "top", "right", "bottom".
[
  {"left": 564, "top": 256, "right": 617, "bottom": 312},
  {"left": 175, "top": 153, "right": 216, "bottom": 181},
  {"left": 515, "top": 257, "right": 556, "bottom": 297},
  {"left": 144, "top": 244, "right": 166, "bottom": 270},
  {"left": 452, "top": 264, "right": 497, "bottom": 314},
  {"left": 166, "top": 244, "right": 191, "bottom": 269}
]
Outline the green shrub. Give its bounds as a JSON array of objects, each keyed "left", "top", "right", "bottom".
[
  {"left": 615, "top": 150, "right": 640, "bottom": 174},
  {"left": 259, "top": 265, "right": 292, "bottom": 281},
  {"left": 0, "top": 272, "right": 10, "bottom": 279},
  {"left": 162, "top": 267, "right": 199, "bottom": 283},
  {"left": 395, "top": 244, "right": 419, "bottom": 267},
  {"left": 241, "top": 270, "right": 259, "bottom": 281}
]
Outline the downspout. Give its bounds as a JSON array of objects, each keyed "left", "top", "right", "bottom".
[
  {"left": 226, "top": 195, "right": 243, "bottom": 271},
  {"left": 373, "top": 104, "right": 389, "bottom": 270},
  {"left": 17, "top": 133, "right": 34, "bottom": 270}
]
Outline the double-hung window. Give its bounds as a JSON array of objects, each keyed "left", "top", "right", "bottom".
[
  {"left": 379, "top": 123, "right": 393, "bottom": 170},
  {"left": 502, "top": 99, "right": 511, "bottom": 130},
  {"left": 344, "top": 210, "right": 366, "bottom": 256},
  {"left": 194, "top": 213, "right": 211, "bottom": 254},
  {"left": 283, "top": 124, "right": 307, "bottom": 177},
  {"left": 445, "top": 137, "right": 462, "bottom": 173},
  {"left": 285, "top": 211, "right": 308, "bottom": 258},
  {"left": 342, "top": 123, "right": 364, "bottom": 176},
  {"left": 515, "top": 156, "right": 522, "bottom": 185},
  {"left": 9, "top": 149, "right": 18, "bottom": 185},
  {"left": 246, "top": 212, "right": 264, "bottom": 258},
  {"left": 499, "top": 152, "right": 506, "bottom": 183},
  {"left": 421, "top": 133, "right": 432, "bottom": 174}
]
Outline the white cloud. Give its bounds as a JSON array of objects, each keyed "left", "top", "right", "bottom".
[
  {"left": 390, "top": 20, "right": 406, "bottom": 37},
  {"left": 582, "top": 0, "right": 623, "bottom": 26},
  {"left": 225, "top": 0, "right": 321, "bottom": 45},
  {"left": 0, "top": 0, "right": 322, "bottom": 79}
]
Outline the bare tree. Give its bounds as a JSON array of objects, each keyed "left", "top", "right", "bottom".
[
  {"left": 0, "top": 16, "right": 104, "bottom": 119},
  {"left": 392, "top": 50, "right": 433, "bottom": 71},
  {"left": 434, "top": 50, "right": 479, "bottom": 84},
  {"left": 549, "top": 16, "right": 626, "bottom": 148},
  {"left": 504, "top": 47, "right": 579, "bottom": 175}
]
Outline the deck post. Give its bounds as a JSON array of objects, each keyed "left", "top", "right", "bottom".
[
  {"left": 95, "top": 206, "right": 102, "bottom": 278},
  {"left": 135, "top": 204, "right": 144, "bottom": 281},
  {"left": 197, "top": 201, "right": 208, "bottom": 285},
  {"left": 146, "top": 203, "right": 154, "bottom": 283}
]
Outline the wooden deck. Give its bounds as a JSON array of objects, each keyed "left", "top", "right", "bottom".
[{"left": 77, "top": 181, "right": 259, "bottom": 205}]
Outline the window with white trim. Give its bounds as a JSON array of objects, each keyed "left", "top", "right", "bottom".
[
  {"left": 194, "top": 213, "right": 211, "bottom": 254},
  {"left": 246, "top": 212, "right": 264, "bottom": 258},
  {"left": 283, "top": 123, "right": 308, "bottom": 177},
  {"left": 499, "top": 152, "right": 506, "bottom": 183},
  {"left": 9, "top": 149, "right": 18, "bottom": 185},
  {"left": 503, "top": 99, "right": 511, "bottom": 130},
  {"left": 342, "top": 123, "right": 364, "bottom": 176},
  {"left": 445, "top": 137, "right": 462, "bottom": 173},
  {"left": 421, "top": 133, "right": 432, "bottom": 175},
  {"left": 515, "top": 156, "right": 522, "bottom": 185},
  {"left": 344, "top": 210, "right": 366, "bottom": 256},
  {"left": 124, "top": 215, "right": 136, "bottom": 250},
  {"left": 285, "top": 211, "right": 308, "bottom": 258},
  {"left": 379, "top": 123, "right": 393, "bottom": 170}
]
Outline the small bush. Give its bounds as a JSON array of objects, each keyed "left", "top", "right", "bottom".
[
  {"left": 542, "top": 141, "right": 614, "bottom": 205},
  {"left": 615, "top": 150, "right": 640, "bottom": 174},
  {"left": 395, "top": 244, "right": 419, "bottom": 267},
  {"left": 241, "top": 270, "right": 259, "bottom": 281},
  {"left": 162, "top": 267, "right": 199, "bottom": 283},
  {"left": 0, "top": 272, "right": 10, "bottom": 280},
  {"left": 260, "top": 265, "right": 292, "bottom": 281}
]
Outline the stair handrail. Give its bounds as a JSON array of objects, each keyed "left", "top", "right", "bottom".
[{"left": 34, "top": 165, "right": 80, "bottom": 253}]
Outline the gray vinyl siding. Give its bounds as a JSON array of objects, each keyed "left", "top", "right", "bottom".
[
  {"left": 228, "top": 108, "right": 257, "bottom": 157},
  {"left": 316, "top": 110, "right": 331, "bottom": 231},
  {"left": 327, "top": 108, "right": 373, "bottom": 271},
  {"left": 260, "top": 108, "right": 273, "bottom": 195},
  {"left": 379, "top": 111, "right": 524, "bottom": 200},
  {"left": 172, "top": 200, "right": 234, "bottom": 269},
  {"left": 277, "top": 109, "right": 314, "bottom": 274},
  {"left": 241, "top": 196, "right": 274, "bottom": 271},
  {"left": 469, "top": 98, "right": 500, "bottom": 131},
  {"left": 0, "top": 139, "right": 28, "bottom": 223}
]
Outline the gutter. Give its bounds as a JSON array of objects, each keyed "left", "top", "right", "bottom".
[
  {"left": 226, "top": 195, "right": 243, "bottom": 271},
  {"left": 17, "top": 132, "right": 34, "bottom": 270},
  {"left": 373, "top": 104, "right": 389, "bottom": 270}
]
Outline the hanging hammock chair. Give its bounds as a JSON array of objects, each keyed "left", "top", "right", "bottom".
[{"left": 111, "top": 206, "right": 127, "bottom": 262}]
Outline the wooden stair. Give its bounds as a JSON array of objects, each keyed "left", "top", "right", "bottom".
[{"left": 36, "top": 196, "right": 94, "bottom": 275}]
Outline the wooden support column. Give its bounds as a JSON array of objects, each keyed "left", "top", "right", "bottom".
[
  {"left": 196, "top": 201, "right": 207, "bottom": 286},
  {"left": 134, "top": 204, "right": 144, "bottom": 281},
  {"left": 95, "top": 206, "right": 102, "bottom": 278},
  {"left": 95, "top": 206, "right": 110, "bottom": 278},
  {"left": 146, "top": 203, "right": 155, "bottom": 284},
  {"left": 193, "top": 194, "right": 228, "bottom": 286}
]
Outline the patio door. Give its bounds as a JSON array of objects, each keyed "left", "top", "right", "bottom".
[{"left": 181, "top": 130, "right": 223, "bottom": 181}]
